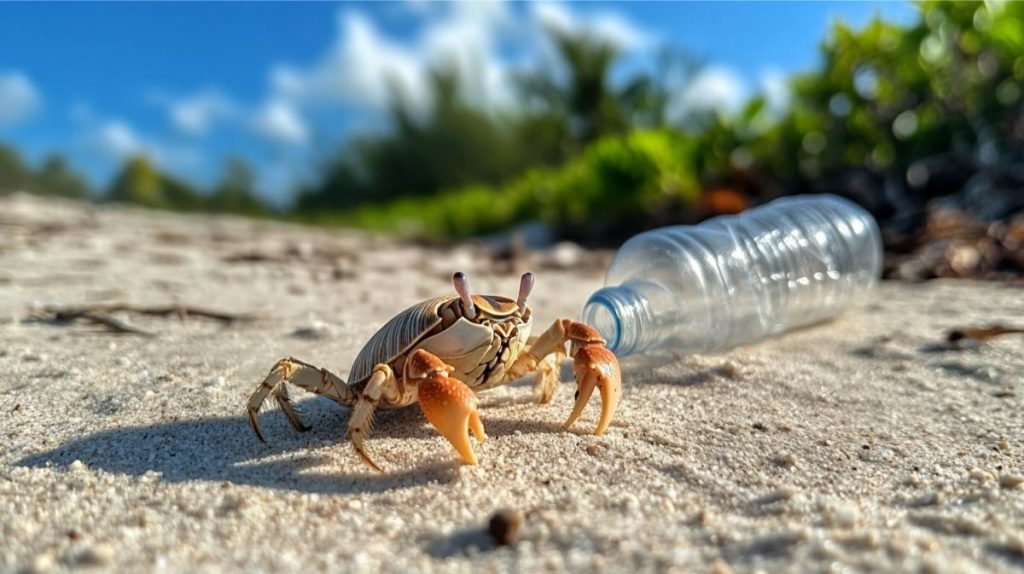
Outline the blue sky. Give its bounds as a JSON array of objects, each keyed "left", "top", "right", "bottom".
[{"left": 0, "top": 1, "right": 915, "bottom": 203}]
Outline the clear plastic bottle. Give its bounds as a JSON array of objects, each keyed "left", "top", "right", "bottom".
[{"left": 581, "top": 194, "right": 882, "bottom": 358}]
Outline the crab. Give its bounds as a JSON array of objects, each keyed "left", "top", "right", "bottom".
[{"left": 246, "top": 271, "right": 621, "bottom": 471}]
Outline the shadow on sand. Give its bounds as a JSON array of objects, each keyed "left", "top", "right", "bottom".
[
  {"left": 17, "top": 400, "right": 465, "bottom": 495},
  {"left": 18, "top": 396, "right": 579, "bottom": 495}
]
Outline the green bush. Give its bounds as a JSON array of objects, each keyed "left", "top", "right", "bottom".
[{"left": 341, "top": 130, "right": 701, "bottom": 241}]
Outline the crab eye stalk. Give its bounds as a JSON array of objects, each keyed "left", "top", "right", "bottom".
[
  {"left": 517, "top": 272, "right": 534, "bottom": 310},
  {"left": 453, "top": 272, "right": 477, "bottom": 319}
]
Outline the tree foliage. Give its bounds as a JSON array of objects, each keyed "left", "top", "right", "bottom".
[
  {"left": 702, "top": 1, "right": 1024, "bottom": 224},
  {"left": 0, "top": 143, "right": 90, "bottom": 198},
  {"left": 105, "top": 155, "right": 265, "bottom": 215},
  {"left": 295, "top": 27, "right": 673, "bottom": 213},
  {"left": 207, "top": 158, "right": 266, "bottom": 215}
]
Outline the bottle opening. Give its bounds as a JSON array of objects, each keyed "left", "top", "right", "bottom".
[{"left": 582, "top": 294, "right": 622, "bottom": 353}]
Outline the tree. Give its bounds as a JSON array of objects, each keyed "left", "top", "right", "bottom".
[
  {"left": 1, "top": 145, "right": 91, "bottom": 198},
  {"left": 34, "top": 155, "right": 89, "bottom": 198},
  {"left": 106, "top": 155, "right": 202, "bottom": 210},
  {"left": 298, "top": 67, "right": 548, "bottom": 211},
  {"left": 517, "top": 27, "right": 627, "bottom": 151},
  {"left": 0, "top": 144, "right": 35, "bottom": 195},
  {"left": 208, "top": 157, "right": 265, "bottom": 215},
  {"left": 107, "top": 156, "right": 163, "bottom": 207}
]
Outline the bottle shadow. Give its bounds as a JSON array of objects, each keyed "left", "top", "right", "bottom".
[{"left": 17, "top": 400, "right": 461, "bottom": 495}]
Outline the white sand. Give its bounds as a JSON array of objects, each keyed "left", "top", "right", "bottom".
[{"left": 1, "top": 193, "right": 1023, "bottom": 573}]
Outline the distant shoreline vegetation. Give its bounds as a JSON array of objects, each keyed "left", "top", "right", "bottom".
[{"left": 3, "top": 2, "right": 1022, "bottom": 246}]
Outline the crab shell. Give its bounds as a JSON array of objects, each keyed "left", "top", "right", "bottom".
[{"left": 347, "top": 294, "right": 533, "bottom": 403}]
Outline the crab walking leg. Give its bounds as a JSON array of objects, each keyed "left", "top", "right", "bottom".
[
  {"left": 247, "top": 357, "right": 357, "bottom": 441},
  {"left": 347, "top": 364, "right": 403, "bottom": 473},
  {"left": 529, "top": 342, "right": 563, "bottom": 404},
  {"left": 507, "top": 319, "right": 572, "bottom": 378},
  {"left": 507, "top": 319, "right": 622, "bottom": 434},
  {"left": 272, "top": 385, "right": 310, "bottom": 434},
  {"left": 408, "top": 350, "right": 487, "bottom": 465}
]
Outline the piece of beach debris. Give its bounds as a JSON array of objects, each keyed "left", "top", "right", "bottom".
[
  {"left": 487, "top": 508, "right": 524, "bottom": 546},
  {"left": 885, "top": 207, "right": 1024, "bottom": 282},
  {"left": 27, "top": 304, "right": 255, "bottom": 336},
  {"left": 221, "top": 251, "right": 281, "bottom": 263},
  {"left": 946, "top": 325, "right": 1024, "bottom": 347}
]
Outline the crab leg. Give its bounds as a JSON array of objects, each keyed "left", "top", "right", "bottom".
[
  {"left": 408, "top": 350, "right": 487, "bottom": 465},
  {"left": 525, "top": 334, "right": 563, "bottom": 404},
  {"left": 347, "top": 364, "right": 403, "bottom": 472},
  {"left": 508, "top": 319, "right": 622, "bottom": 434},
  {"left": 246, "top": 357, "right": 357, "bottom": 441}
]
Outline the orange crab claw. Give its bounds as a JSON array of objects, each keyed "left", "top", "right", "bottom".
[
  {"left": 565, "top": 342, "right": 622, "bottom": 435},
  {"left": 410, "top": 350, "right": 487, "bottom": 465}
]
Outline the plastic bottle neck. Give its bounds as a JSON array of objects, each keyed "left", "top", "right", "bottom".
[{"left": 582, "top": 284, "right": 657, "bottom": 356}]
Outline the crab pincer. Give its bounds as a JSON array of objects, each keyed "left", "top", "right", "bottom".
[
  {"left": 563, "top": 323, "right": 621, "bottom": 435},
  {"left": 407, "top": 349, "right": 487, "bottom": 465}
]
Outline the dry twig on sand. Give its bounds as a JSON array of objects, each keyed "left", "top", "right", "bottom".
[
  {"left": 26, "top": 304, "right": 256, "bottom": 336},
  {"left": 946, "top": 325, "right": 1024, "bottom": 348}
]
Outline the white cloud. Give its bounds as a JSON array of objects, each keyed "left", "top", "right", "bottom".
[
  {"left": 89, "top": 118, "right": 199, "bottom": 169},
  {"left": 269, "top": 11, "right": 432, "bottom": 112},
  {"left": 96, "top": 120, "right": 143, "bottom": 157},
  {"left": 252, "top": 98, "right": 309, "bottom": 144},
  {"left": 532, "top": 2, "right": 651, "bottom": 51},
  {"left": 0, "top": 71, "right": 42, "bottom": 127},
  {"left": 169, "top": 89, "right": 237, "bottom": 135},
  {"left": 670, "top": 65, "right": 748, "bottom": 121},
  {"left": 255, "top": 1, "right": 652, "bottom": 134},
  {"left": 421, "top": 2, "right": 513, "bottom": 108},
  {"left": 759, "top": 69, "right": 790, "bottom": 113}
]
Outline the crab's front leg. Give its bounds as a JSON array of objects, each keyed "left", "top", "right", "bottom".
[{"left": 508, "top": 319, "right": 622, "bottom": 434}]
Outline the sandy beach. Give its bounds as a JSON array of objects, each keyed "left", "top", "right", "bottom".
[{"left": 1, "top": 193, "right": 1022, "bottom": 573}]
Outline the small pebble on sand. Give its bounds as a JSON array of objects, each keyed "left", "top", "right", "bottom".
[
  {"left": 999, "top": 474, "right": 1024, "bottom": 490},
  {"left": 717, "top": 362, "right": 742, "bottom": 379},
  {"left": 968, "top": 468, "right": 994, "bottom": 484},
  {"left": 755, "top": 486, "right": 798, "bottom": 505},
  {"left": 773, "top": 453, "right": 799, "bottom": 468},
  {"left": 74, "top": 544, "right": 116, "bottom": 567},
  {"left": 488, "top": 509, "right": 524, "bottom": 546}
]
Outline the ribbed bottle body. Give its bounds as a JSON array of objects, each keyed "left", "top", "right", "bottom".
[{"left": 582, "top": 195, "right": 882, "bottom": 356}]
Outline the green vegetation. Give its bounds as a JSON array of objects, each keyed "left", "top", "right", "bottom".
[
  {"left": 1, "top": 142, "right": 266, "bottom": 216},
  {"left": 293, "top": 28, "right": 683, "bottom": 213},
  {"left": 340, "top": 130, "right": 701, "bottom": 241},
  {"left": 335, "top": 1, "right": 1024, "bottom": 241},
  {"left": 0, "top": 144, "right": 90, "bottom": 199},
  {"left": 4, "top": 2, "right": 1023, "bottom": 245},
  {"left": 106, "top": 155, "right": 266, "bottom": 215}
]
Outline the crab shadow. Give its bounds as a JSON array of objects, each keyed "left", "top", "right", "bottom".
[
  {"left": 17, "top": 399, "right": 461, "bottom": 495},
  {"left": 18, "top": 396, "right": 578, "bottom": 495}
]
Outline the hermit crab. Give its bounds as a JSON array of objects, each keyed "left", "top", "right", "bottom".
[{"left": 246, "top": 272, "right": 622, "bottom": 471}]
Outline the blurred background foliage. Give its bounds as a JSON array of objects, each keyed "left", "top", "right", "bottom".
[{"left": 2, "top": 1, "right": 1023, "bottom": 276}]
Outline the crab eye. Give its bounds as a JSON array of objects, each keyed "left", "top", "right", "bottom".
[
  {"left": 516, "top": 272, "right": 534, "bottom": 310},
  {"left": 453, "top": 272, "right": 477, "bottom": 319}
]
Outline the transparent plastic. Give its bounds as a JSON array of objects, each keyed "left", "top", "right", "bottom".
[{"left": 582, "top": 194, "right": 882, "bottom": 358}]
